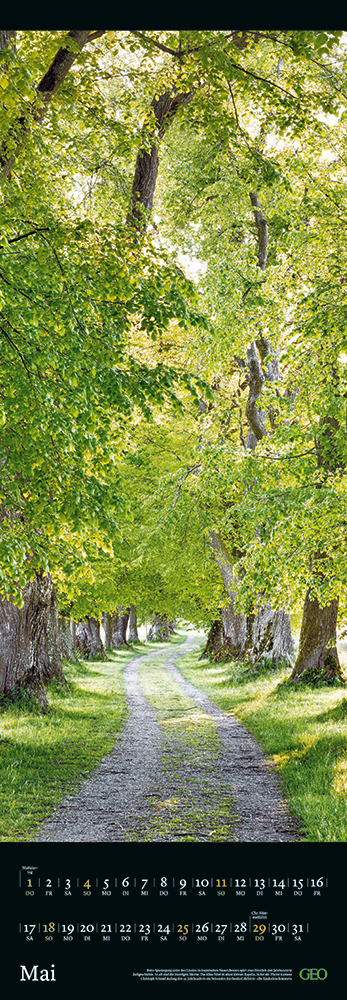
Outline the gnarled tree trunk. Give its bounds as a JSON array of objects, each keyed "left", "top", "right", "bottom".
[
  {"left": 200, "top": 619, "right": 224, "bottom": 658},
  {"left": 220, "top": 599, "right": 248, "bottom": 659},
  {"left": 127, "top": 605, "right": 139, "bottom": 643},
  {"left": 102, "top": 612, "right": 112, "bottom": 649},
  {"left": 209, "top": 530, "right": 294, "bottom": 665},
  {"left": 76, "top": 618, "right": 105, "bottom": 660},
  {"left": 291, "top": 591, "right": 343, "bottom": 683},
  {"left": 291, "top": 423, "right": 346, "bottom": 683},
  {"left": 58, "top": 615, "right": 77, "bottom": 661},
  {"left": 147, "top": 614, "right": 176, "bottom": 641},
  {"left": 208, "top": 530, "right": 247, "bottom": 658},
  {"left": 206, "top": 196, "right": 294, "bottom": 667},
  {"left": 249, "top": 603, "right": 294, "bottom": 666},
  {"left": 0, "top": 572, "right": 64, "bottom": 706},
  {"left": 111, "top": 607, "right": 130, "bottom": 647},
  {"left": 201, "top": 611, "right": 247, "bottom": 661},
  {"left": 40, "top": 581, "right": 65, "bottom": 682}
]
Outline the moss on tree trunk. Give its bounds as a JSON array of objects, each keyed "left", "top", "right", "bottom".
[
  {"left": 200, "top": 619, "right": 224, "bottom": 658},
  {"left": 291, "top": 592, "right": 344, "bottom": 683}
]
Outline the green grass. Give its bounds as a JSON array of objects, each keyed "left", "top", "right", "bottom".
[
  {"left": 0, "top": 647, "right": 145, "bottom": 842},
  {"left": 0, "top": 636, "right": 189, "bottom": 842},
  {"left": 3, "top": 631, "right": 345, "bottom": 843},
  {"left": 176, "top": 648, "right": 347, "bottom": 842}
]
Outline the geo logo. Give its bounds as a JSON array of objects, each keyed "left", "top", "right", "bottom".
[{"left": 299, "top": 970, "right": 328, "bottom": 980}]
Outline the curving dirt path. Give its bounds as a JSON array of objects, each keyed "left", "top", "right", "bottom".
[{"left": 35, "top": 634, "right": 300, "bottom": 843}]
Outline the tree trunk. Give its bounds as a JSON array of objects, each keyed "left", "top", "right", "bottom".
[
  {"left": 0, "top": 30, "right": 16, "bottom": 51},
  {"left": 102, "top": 612, "right": 112, "bottom": 649},
  {"left": 201, "top": 612, "right": 248, "bottom": 661},
  {"left": 208, "top": 530, "right": 293, "bottom": 665},
  {"left": 0, "top": 593, "right": 45, "bottom": 704},
  {"left": 220, "top": 600, "right": 248, "bottom": 658},
  {"left": 111, "top": 607, "right": 130, "bottom": 647},
  {"left": 200, "top": 619, "right": 224, "bottom": 658},
  {"left": 40, "top": 581, "right": 65, "bottom": 683},
  {"left": 70, "top": 619, "right": 76, "bottom": 653},
  {"left": 76, "top": 618, "right": 105, "bottom": 660},
  {"left": 291, "top": 592, "right": 343, "bottom": 682},
  {"left": 206, "top": 202, "right": 295, "bottom": 665},
  {"left": 127, "top": 604, "right": 139, "bottom": 643},
  {"left": 249, "top": 603, "right": 294, "bottom": 667},
  {"left": 127, "top": 144, "right": 159, "bottom": 227},
  {"left": 127, "top": 89, "right": 194, "bottom": 227},
  {"left": 58, "top": 616, "right": 77, "bottom": 661},
  {"left": 147, "top": 614, "right": 176, "bottom": 641},
  {"left": 208, "top": 530, "right": 248, "bottom": 658},
  {"left": 0, "top": 572, "right": 64, "bottom": 706},
  {"left": 291, "top": 421, "right": 346, "bottom": 683}
]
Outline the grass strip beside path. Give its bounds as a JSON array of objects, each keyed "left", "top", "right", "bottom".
[
  {"left": 134, "top": 653, "right": 238, "bottom": 842},
  {"left": 176, "top": 648, "right": 347, "bottom": 842},
  {"left": 0, "top": 648, "right": 140, "bottom": 842}
]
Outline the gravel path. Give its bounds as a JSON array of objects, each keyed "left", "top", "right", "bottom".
[
  {"left": 165, "top": 653, "right": 299, "bottom": 842},
  {"left": 35, "top": 634, "right": 300, "bottom": 843}
]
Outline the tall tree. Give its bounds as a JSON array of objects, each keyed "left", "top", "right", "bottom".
[
  {"left": 1, "top": 28, "right": 346, "bottom": 694},
  {"left": 0, "top": 29, "right": 206, "bottom": 699}
]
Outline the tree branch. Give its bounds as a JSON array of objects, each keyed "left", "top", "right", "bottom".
[
  {"left": 0, "top": 30, "right": 108, "bottom": 179},
  {"left": 130, "top": 29, "right": 261, "bottom": 60},
  {"left": 245, "top": 340, "right": 267, "bottom": 444},
  {"left": 127, "top": 88, "right": 195, "bottom": 227},
  {"left": 0, "top": 324, "right": 32, "bottom": 381},
  {"left": 227, "top": 82, "right": 239, "bottom": 127},
  {"left": 0, "top": 228, "right": 49, "bottom": 251},
  {"left": 250, "top": 192, "right": 268, "bottom": 270},
  {"left": 86, "top": 30, "right": 108, "bottom": 42},
  {"left": 131, "top": 31, "right": 180, "bottom": 58},
  {"left": 227, "top": 59, "right": 296, "bottom": 100}
]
